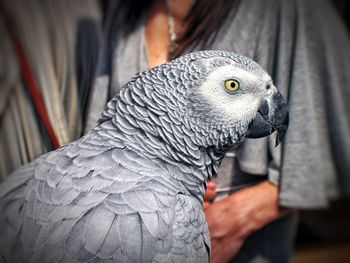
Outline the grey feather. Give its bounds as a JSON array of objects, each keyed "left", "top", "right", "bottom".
[
  {"left": 118, "top": 213, "right": 142, "bottom": 262},
  {"left": 83, "top": 206, "right": 116, "bottom": 255}
]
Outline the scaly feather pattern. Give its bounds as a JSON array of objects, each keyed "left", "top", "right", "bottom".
[{"left": 0, "top": 50, "right": 282, "bottom": 263}]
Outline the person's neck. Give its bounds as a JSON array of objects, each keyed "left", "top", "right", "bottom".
[
  {"left": 145, "top": 0, "right": 194, "bottom": 68},
  {"left": 165, "top": 0, "right": 194, "bottom": 21}
]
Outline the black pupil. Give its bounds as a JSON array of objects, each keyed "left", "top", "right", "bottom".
[{"left": 230, "top": 82, "right": 236, "bottom": 88}]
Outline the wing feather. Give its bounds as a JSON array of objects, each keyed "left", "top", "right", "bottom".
[
  {"left": 65, "top": 216, "right": 96, "bottom": 262},
  {"left": 121, "top": 191, "right": 155, "bottom": 213},
  {"left": 118, "top": 213, "right": 142, "bottom": 262},
  {"left": 83, "top": 206, "right": 116, "bottom": 255},
  {"left": 0, "top": 164, "right": 34, "bottom": 198},
  {"left": 139, "top": 211, "right": 159, "bottom": 238},
  {"left": 98, "top": 216, "right": 121, "bottom": 258},
  {"left": 48, "top": 219, "right": 77, "bottom": 245},
  {"left": 0, "top": 132, "right": 192, "bottom": 262}
]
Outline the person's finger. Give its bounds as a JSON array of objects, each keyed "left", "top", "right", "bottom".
[
  {"left": 204, "top": 201, "right": 211, "bottom": 210},
  {"left": 204, "top": 183, "right": 217, "bottom": 202},
  {"left": 204, "top": 190, "right": 217, "bottom": 201},
  {"left": 207, "top": 182, "right": 216, "bottom": 190}
]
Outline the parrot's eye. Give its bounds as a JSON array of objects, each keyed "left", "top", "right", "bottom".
[{"left": 225, "top": 79, "right": 240, "bottom": 93}]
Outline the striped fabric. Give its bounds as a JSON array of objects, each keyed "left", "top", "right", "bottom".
[{"left": 0, "top": 0, "right": 101, "bottom": 179}]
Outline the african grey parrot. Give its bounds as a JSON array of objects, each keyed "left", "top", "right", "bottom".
[{"left": 0, "top": 50, "right": 288, "bottom": 263}]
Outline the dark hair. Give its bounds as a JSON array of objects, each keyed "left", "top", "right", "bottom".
[
  {"left": 103, "top": 0, "right": 240, "bottom": 58},
  {"left": 177, "top": 0, "right": 240, "bottom": 57}
]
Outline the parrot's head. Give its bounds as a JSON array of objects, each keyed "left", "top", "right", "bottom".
[{"left": 166, "top": 50, "right": 289, "bottom": 149}]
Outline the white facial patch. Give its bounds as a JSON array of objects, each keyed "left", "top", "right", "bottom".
[{"left": 198, "top": 65, "right": 267, "bottom": 124}]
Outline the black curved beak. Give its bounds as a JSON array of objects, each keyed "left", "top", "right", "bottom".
[{"left": 246, "top": 91, "right": 289, "bottom": 146}]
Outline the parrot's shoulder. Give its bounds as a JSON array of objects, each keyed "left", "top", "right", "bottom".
[
  {"left": 0, "top": 137, "right": 188, "bottom": 262},
  {"left": 1, "top": 129, "right": 209, "bottom": 262}
]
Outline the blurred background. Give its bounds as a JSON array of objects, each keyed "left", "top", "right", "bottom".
[{"left": 0, "top": 0, "right": 349, "bottom": 262}]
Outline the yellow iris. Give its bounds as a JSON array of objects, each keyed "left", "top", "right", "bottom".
[{"left": 225, "top": 79, "right": 240, "bottom": 93}]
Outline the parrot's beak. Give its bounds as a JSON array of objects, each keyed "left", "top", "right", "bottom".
[{"left": 246, "top": 90, "right": 289, "bottom": 146}]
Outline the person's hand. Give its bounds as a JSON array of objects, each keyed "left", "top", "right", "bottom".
[
  {"left": 204, "top": 181, "right": 291, "bottom": 263},
  {"left": 204, "top": 182, "right": 217, "bottom": 209}
]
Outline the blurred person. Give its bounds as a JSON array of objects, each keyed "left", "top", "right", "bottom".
[{"left": 85, "top": 0, "right": 350, "bottom": 262}]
